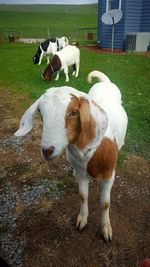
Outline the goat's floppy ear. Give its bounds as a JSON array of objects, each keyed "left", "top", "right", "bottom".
[
  {"left": 77, "top": 97, "right": 96, "bottom": 149},
  {"left": 14, "top": 99, "right": 40, "bottom": 137},
  {"left": 79, "top": 98, "right": 108, "bottom": 143},
  {"left": 79, "top": 97, "right": 92, "bottom": 133}
]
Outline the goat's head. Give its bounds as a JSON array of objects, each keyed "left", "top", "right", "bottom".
[
  {"left": 42, "top": 64, "right": 53, "bottom": 82},
  {"left": 14, "top": 86, "right": 108, "bottom": 160},
  {"left": 60, "top": 36, "right": 69, "bottom": 48},
  {"left": 42, "top": 55, "right": 61, "bottom": 82},
  {"left": 33, "top": 46, "right": 41, "bottom": 64}
]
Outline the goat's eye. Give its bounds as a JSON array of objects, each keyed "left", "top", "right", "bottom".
[{"left": 71, "top": 110, "right": 78, "bottom": 117}]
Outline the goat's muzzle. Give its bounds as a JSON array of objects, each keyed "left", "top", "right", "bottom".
[
  {"left": 41, "top": 71, "right": 51, "bottom": 82},
  {"left": 33, "top": 56, "right": 38, "bottom": 64},
  {"left": 42, "top": 146, "right": 55, "bottom": 160}
]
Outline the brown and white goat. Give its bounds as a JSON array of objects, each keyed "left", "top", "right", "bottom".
[
  {"left": 15, "top": 71, "right": 128, "bottom": 242},
  {"left": 42, "top": 44, "right": 80, "bottom": 82}
]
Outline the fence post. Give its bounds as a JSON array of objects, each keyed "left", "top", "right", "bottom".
[{"left": 77, "top": 25, "right": 79, "bottom": 41}]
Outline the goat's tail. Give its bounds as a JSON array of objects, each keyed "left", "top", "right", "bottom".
[
  {"left": 87, "top": 70, "right": 110, "bottom": 83},
  {"left": 72, "top": 41, "right": 79, "bottom": 48}
]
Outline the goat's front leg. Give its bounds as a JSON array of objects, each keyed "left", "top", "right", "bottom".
[
  {"left": 64, "top": 65, "right": 69, "bottom": 82},
  {"left": 38, "top": 52, "right": 43, "bottom": 65},
  {"left": 100, "top": 171, "right": 115, "bottom": 242},
  {"left": 55, "top": 71, "right": 60, "bottom": 81},
  {"left": 75, "top": 61, "right": 79, "bottom": 77},
  {"left": 46, "top": 56, "right": 50, "bottom": 64},
  {"left": 76, "top": 177, "right": 89, "bottom": 231}
]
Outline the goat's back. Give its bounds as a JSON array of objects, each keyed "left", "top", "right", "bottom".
[
  {"left": 89, "top": 81, "right": 128, "bottom": 150},
  {"left": 55, "top": 45, "right": 80, "bottom": 65},
  {"left": 89, "top": 81, "right": 122, "bottom": 107}
]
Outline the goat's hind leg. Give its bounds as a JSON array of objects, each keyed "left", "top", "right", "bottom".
[
  {"left": 72, "top": 64, "right": 76, "bottom": 76},
  {"left": 100, "top": 171, "right": 115, "bottom": 242},
  {"left": 75, "top": 61, "right": 79, "bottom": 77},
  {"left": 76, "top": 177, "right": 89, "bottom": 231}
]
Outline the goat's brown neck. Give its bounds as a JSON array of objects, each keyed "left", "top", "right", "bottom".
[{"left": 50, "top": 55, "right": 61, "bottom": 72}]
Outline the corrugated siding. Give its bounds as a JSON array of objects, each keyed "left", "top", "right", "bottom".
[
  {"left": 97, "top": 0, "right": 150, "bottom": 50},
  {"left": 124, "top": 0, "right": 143, "bottom": 34},
  {"left": 141, "top": 0, "right": 150, "bottom": 31},
  {"left": 97, "top": 0, "right": 105, "bottom": 45},
  {"left": 97, "top": 0, "right": 125, "bottom": 49},
  {"left": 97, "top": 0, "right": 102, "bottom": 44}
]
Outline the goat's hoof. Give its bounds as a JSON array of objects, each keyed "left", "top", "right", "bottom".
[
  {"left": 76, "top": 215, "right": 87, "bottom": 231},
  {"left": 72, "top": 72, "right": 75, "bottom": 76},
  {"left": 102, "top": 223, "right": 112, "bottom": 242}
]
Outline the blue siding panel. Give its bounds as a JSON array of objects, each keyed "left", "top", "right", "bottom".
[
  {"left": 97, "top": 0, "right": 150, "bottom": 50},
  {"left": 141, "top": 0, "right": 150, "bottom": 32},
  {"left": 124, "top": 0, "right": 143, "bottom": 34},
  {"left": 98, "top": 0, "right": 125, "bottom": 49}
]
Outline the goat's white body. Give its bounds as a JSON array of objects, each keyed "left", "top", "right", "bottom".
[
  {"left": 55, "top": 45, "right": 80, "bottom": 82},
  {"left": 67, "top": 71, "right": 128, "bottom": 239},
  {"left": 44, "top": 42, "right": 57, "bottom": 56},
  {"left": 14, "top": 71, "right": 128, "bottom": 242},
  {"left": 55, "top": 45, "right": 80, "bottom": 66},
  {"left": 67, "top": 71, "right": 127, "bottom": 174},
  {"left": 89, "top": 81, "right": 127, "bottom": 150}
]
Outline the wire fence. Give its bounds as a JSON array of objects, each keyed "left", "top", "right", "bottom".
[{"left": 0, "top": 26, "right": 97, "bottom": 44}]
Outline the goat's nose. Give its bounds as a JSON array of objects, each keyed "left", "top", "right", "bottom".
[{"left": 42, "top": 146, "right": 54, "bottom": 159}]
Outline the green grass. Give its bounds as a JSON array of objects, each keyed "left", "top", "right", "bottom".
[
  {"left": 0, "top": 41, "right": 150, "bottom": 161},
  {"left": 0, "top": 4, "right": 98, "bottom": 41}
]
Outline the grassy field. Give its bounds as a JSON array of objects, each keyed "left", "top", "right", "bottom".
[
  {"left": 0, "top": 41, "right": 150, "bottom": 161},
  {"left": 0, "top": 4, "right": 98, "bottom": 41}
]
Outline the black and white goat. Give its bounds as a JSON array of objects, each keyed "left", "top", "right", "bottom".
[
  {"left": 42, "top": 44, "right": 80, "bottom": 82},
  {"left": 33, "top": 36, "right": 69, "bottom": 65}
]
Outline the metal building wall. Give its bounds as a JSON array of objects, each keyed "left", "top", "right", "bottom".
[
  {"left": 141, "top": 0, "right": 150, "bottom": 32},
  {"left": 97, "top": 0, "right": 150, "bottom": 50}
]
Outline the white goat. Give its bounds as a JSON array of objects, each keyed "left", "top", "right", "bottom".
[
  {"left": 15, "top": 71, "right": 128, "bottom": 242},
  {"left": 42, "top": 44, "right": 80, "bottom": 82}
]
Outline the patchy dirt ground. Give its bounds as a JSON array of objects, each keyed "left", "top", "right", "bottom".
[
  {"left": 0, "top": 88, "right": 150, "bottom": 267},
  {"left": 85, "top": 45, "right": 150, "bottom": 56}
]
